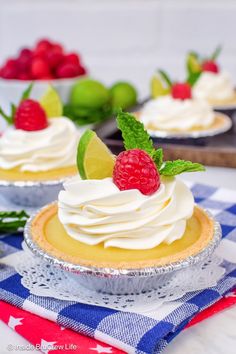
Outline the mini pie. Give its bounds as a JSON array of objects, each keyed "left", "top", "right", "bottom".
[
  {"left": 28, "top": 203, "right": 214, "bottom": 269},
  {"left": 135, "top": 111, "right": 229, "bottom": 134}
]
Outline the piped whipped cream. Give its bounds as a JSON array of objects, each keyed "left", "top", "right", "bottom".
[
  {"left": 193, "top": 71, "right": 235, "bottom": 101},
  {"left": 0, "top": 117, "right": 79, "bottom": 172},
  {"left": 58, "top": 176, "right": 194, "bottom": 250},
  {"left": 140, "top": 96, "right": 215, "bottom": 131}
]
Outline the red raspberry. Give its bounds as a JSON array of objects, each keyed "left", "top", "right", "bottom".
[
  {"left": 19, "top": 48, "right": 32, "bottom": 58},
  {"left": 113, "top": 149, "right": 160, "bottom": 196},
  {"left": 202, "top": 60, "right": 219, "bottom": 73},
  {"left": 171, "top": 82, "right": 192, "bottom": 100},
  {"left": 35, "top": 39, "right": 52, "bottom": 53},
  {"left": 31, "top": 58, "right": 50, "bottom": 79},
  {"left": 47, "top": 49, "right": 64, "bottom": 70},
  {"left": 0, "top": 59, "right": 18, "bottom": 79},
  {"left": 51, "top": 43, "right": 64, "bottom": 54},
  {"left": 14, "top": 99, "right": 48, "bottom": 131},
  {"left": 0, "top": 65, "right": 17, "bottom": 79},
  {"left": 17, "top": 48, "right": 32, "bottom": 73},
  {"left": 56, "top": 63, "right": 80, "bottom": 78},
  {"left": 64, "top": 53, "right": 80, "bottom": 66},
  {"left": 38, "top": 74, "right": 54, "bottom": 80},
  {"left": 78, "top": 65, "right": 86, "bottom": 75},
  {"left": 5, "top": 58, "right": 18, "bottom": 69},
  {"left": 17, "top": 72, "right": 31, "bottom": 80}
]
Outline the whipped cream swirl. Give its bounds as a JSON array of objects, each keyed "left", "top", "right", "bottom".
[
  {"left": 193, "top": 71, "right": 235, "bottom": 101},
  {"left": 0, "top": 117, "right": 79, "bottom": 172},
  {"left": 140, "top": 96, "right": 215, "bottom": 131},
  {"left": 58, "top": 176, "right": 194, "bottom": 250}
]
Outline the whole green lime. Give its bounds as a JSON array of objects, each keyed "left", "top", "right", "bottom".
[
  {"left": 70, "top": 78, "right": 110, "bottom": 109},
  {"left": 110, "top": 81, "right": 137, "bottom": 109}
]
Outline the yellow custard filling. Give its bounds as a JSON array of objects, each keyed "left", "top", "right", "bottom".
[{"left": 0, "top": 165, "right": 77, "bottom": 181}]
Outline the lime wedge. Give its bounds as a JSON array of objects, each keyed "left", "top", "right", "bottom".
[
  {"left": 77, "top": 130, "right": 115, "bottom": 179},
  {"left": 187, "top": 53, "right": 202, "bottom": 74},
  {"left": 40, "top": 85, "right": 63, "bottom": 118},
  {"left": 150, "top": 74, "right": 170, "bottom": 99}
]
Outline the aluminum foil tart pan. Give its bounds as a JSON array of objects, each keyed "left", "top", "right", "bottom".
[
  {"left": 24, "top": 204, "right": 222, "bottom": 294},
  {"left": 0, "top": 178, "right": 65, "bottom": 207}
]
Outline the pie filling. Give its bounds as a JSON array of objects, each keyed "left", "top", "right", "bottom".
[{"left": 0, "top": 165, "right": 77, "bottom": 181}]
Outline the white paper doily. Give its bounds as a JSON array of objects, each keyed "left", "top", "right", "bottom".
[{"left": 9, "top": 250, "right": 225, "bottom": 313}]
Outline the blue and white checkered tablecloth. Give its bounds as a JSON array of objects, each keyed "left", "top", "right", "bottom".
[{"left": 0, "top": 182, "right": 236, "bottom": 354}]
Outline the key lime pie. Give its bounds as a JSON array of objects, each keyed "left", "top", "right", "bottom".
[
  {"left": 24, "top": 111, "right": 221, "bottom": 293},
  {"left": 186, "top": 46, "right": 236, "bottom": 108},
  {"left": 0, "top": 85, "right": 79, "bottom": 206},
  {"left": 142, "top": 69, "right": 231, "bottom": 137}
]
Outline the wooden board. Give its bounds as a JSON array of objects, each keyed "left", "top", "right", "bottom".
[{"left": 95, "top": 111, "right": 236, "bottom": 168}]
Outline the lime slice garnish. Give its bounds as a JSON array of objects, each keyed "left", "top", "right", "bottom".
[
  {"left": 151, "top": 74, "right": 170, "bottom": 98},
  {"left": 40, "top": 85, "right": 63, "bottom": 118},
  {"left": 77, "top": 130, "right": 115, "bottom": 179},
  {"left": 187, "top": 53, "right": 202, "bottom": 74}
]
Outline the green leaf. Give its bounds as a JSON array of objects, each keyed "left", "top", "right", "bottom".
[
  {"left": 152, "top": 148, "right": 163, "bottom": 169},
  {"left": 21, "top": 83, "right": 33, "bottom": 102},
  {"left": 63, "top": 103, "right": 113, "bottom": 126},
  {"left": 211, "top": 45, "right": 222, "bottom": 61},
  {"left": 0, "top": 106, "right": 13, "bottom": 125},
  {"left": 10, "top": 103, "right": 16, "bottom": 118},
  {"left": 187, "top": 71, "right": 202, "bottom": 86},
  {"left": 160, "top": 160, "right": 205, "bottom": 176},
  {"left": 117, "top": 110, "right": 155, "bottom": 155},
  {"left": 0, "top": 210, "right": 29, "bottom": 233},
  {"left": 158, "top": 70, "right": 172, "bottom": 88}
]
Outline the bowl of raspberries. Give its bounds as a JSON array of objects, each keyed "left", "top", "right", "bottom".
[{"left": 0, "top": 38, "right": 87, "bottom": 113}]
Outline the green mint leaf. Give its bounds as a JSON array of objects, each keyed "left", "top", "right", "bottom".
[
  {"left": 117, "top": 110, "right": 155, "bottom": 155},
  {"left": 0, "top": 210, "right": 29, "bottom": 233},
  {"left": 158, "top": 70, "right": 172, "bottom": 88},
  {"left": 10, "top": 103, "right": 16, "bottom": 118},
  {"left": 187, "top": 72, "right": 202, "bottom": 86},
  {"left": 0, "top": 106, "right": 13, "bottom": 125},
  {"left": 152, "top": 148, "right": 163, "bottom": 169},
  {"left": 211, "top": 45, "right": 222, "bottom": 61},
  {"left": 21, "top": 83, "right": 33, "bottom": 102},
  {"left": 160, "top": 160, "right": 205, "bottom": 176}
]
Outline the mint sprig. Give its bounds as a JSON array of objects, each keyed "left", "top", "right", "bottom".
[
  {"left": 211, "top": 45, "right": 222, "bottom": 61},
  {"left": 158, "top": 70, "right": 172, "bottom": 88},
  {"left": 160, "top": 160, "right": 205, "bottom": 176},
  {"left": 152, "top": 148, "right": 163, "bottom": 169},
  {"left": 21, "top": 83, "right": 33, "bottom": 102},
  {"left": 117, "top": 111, "right": 205, "bottom": 176},
  {"left": 0, "top": 210, "right": 29, "bottom": 233},
  {"left": 117, "top": 110, "right": 155, "bottom": 155}
]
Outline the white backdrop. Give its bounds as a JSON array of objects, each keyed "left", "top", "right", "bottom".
[{"left": 0, "top": 0, "right": 236, "bottom": 99}]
